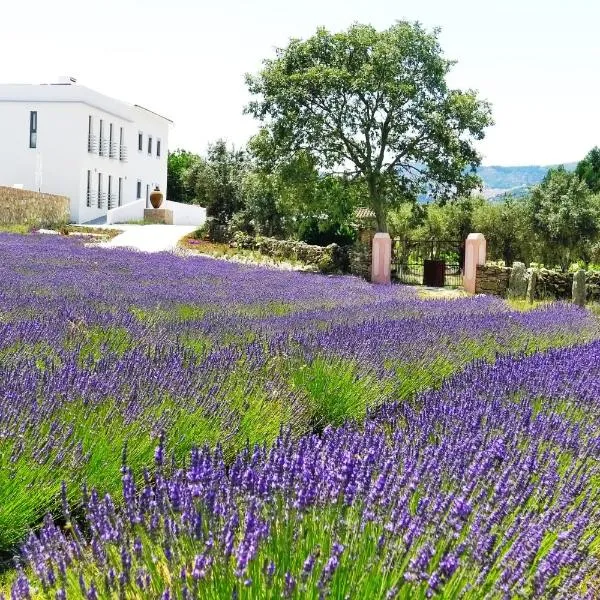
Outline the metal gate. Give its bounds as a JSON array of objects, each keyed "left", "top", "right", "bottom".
[{"left": 392, "top": 239, "right": 465, "bottom": 287}]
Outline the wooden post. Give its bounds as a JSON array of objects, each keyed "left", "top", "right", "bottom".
[
  {"left": 371, "top": 233, "right": 392, "bottom": 284},
  {"left": 463, "top": 233, "right": 486, "bottom": 294}
]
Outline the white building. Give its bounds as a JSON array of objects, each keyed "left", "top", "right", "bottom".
[{"left": 0, "top": 77, "right": 171, "bottom": 224}]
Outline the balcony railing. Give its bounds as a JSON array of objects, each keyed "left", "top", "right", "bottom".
[
  {"left": 87, "top": 135, "right": 98, "bottom": 153},
  {"left": 109, "top": 141, "right": 119, "bottom": 159},
  {"left": 99, "top": 138, "right": 109, "bottom": 157},
  {"left": 107, "top": 193, "right": 118, "bottom": 210},
  {"left": 97, "top": 191, "right": 107, "bottom": 209},
  {"left": 119, "top": 145, "right": 128, "bottom": 162},
  {"left": 86, "top": 189, "right": 97, "bottom": 208}
]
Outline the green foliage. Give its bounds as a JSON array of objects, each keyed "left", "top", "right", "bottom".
[
  {"left": 167, "top": 149, "right": 198, "bottom": 204},
  {"left": 246, "top": 22, "right": 493, "bottom": 232},
  {"left": 297, "top": 218, "right": 356, "bottom": 246},
  {"left": 238, "top": 170, "right": 287, "bottom": 237},
  {"left": 528, "top": 166, "right": 598, "bottom": 270},
  {"left": 240, "top": 134, "right": 362, "bottom": 243},
  {"left": 575, "top": 147, "right": 600, "bottom": 193},
  {"left": 186, "top": 140, "right": 248, "bottom": 225},
  {"left": 290, "top": 358, "right": 389, "bottom": 428},
  {"left": 472, "top": 195, "right": 535, "bottom": 264}
]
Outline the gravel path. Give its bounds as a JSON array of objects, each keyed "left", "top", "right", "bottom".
[{"left": 96, "top": 224, "right": 197, "bottom": 253}]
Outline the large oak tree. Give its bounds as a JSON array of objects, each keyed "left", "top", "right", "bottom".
[{"left": 246, "top": 22, "right": 493, "bottom": 232}]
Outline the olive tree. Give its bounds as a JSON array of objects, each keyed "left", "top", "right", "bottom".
[{"left": 245, "top": 21, "right": 493, "bottom": 232}]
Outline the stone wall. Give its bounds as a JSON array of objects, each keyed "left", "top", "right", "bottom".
[
  {"left": 534, "top": 269, "right": 573, "bottom": 300},
  {"left": 0, "top": 186, "right": 70, "bottom": 228},
  {"left": 230, "top": 232, "right": 348, "bottom": 273},
  {"left": 476, "top": 263, "right": 599, "bottom": 303},
  {"left": 348, "top": 240, "right": 372, "bottom": 280},
  {"left": 587, "top": 272, "right": 600, "bottom": 302},
  {"left": 475, "top": 265, "right": 511, "bottom": 296}
]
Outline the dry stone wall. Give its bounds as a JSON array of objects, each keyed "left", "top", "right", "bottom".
[
  {"left": 348, "top": 241, "right": 372, "bottom": 280},
  {"left": 534, "top": 269, "right": 573, "bottom": 300},
  {"left": 476, "top": 263, "right": 599, "bottom": 305},
  {"left": 475, "top": 265, "right": 511, "bottom": 296},
  {"left": 230, "top": 232, "right": 348, "bottom": 273},
  {"left": 587, "top": 272, "right": 600, "bottom": 302},
  {"left": 0, "top": 187, "right": 70, "bottom": 228}
]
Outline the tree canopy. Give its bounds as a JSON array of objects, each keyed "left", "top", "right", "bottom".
[
  {"left": 185, "top": 140, "right": 248, "bottom": 223},
  {"left": 575, "top": 146, "right": 600, "bottom": 193},
  {"left": 167, "top": 149, "right": 197, "bottom": 204},
  {"left": 528, "top": 166, "right": 597, "bottom": 269},
  {"left": 245, "top": 21, "right": 493, "bottom": 232}
]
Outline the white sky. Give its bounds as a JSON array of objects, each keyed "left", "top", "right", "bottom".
[{"left": 2, "top": 0, "right": 598, "bottom": 166}]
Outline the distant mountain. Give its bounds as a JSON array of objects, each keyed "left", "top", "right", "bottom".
[{"left": 478, "top": 162, "right": 577, "bottom": 200}]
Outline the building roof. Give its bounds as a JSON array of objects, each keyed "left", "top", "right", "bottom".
[
  {"left": 0, "top": 81, "right": 172, "bottom": 125},
  {"left": 354, "top": 207, "right": 376, "bottom": 220},
  {"left": 134, "top": 104, "right": 173, "bottom": 124}
]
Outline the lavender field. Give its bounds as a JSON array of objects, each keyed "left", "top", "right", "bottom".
[{"left": 1, "top": 232, "right": 599, "bottom": 598}]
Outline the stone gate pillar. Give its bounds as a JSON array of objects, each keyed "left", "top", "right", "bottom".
[
  {"left": 463, "top": 233, "right": 486, "bottom": 294},
  {"left": 371, "top": 233, "right": 392, "bottom": 284}
]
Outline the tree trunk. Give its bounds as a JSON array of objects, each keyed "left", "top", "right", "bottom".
[{"left": 368, "top": 178, "right": 387, "bottom": 233}]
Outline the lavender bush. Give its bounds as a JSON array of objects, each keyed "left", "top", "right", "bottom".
[
  {"left": 14, "top": 343, "right": 600, "bottom": 598},
  {"left": 0, "top": 232, "right": 599, "bottom": 597}
]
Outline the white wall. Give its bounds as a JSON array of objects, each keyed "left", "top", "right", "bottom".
[
  {"left": 164, "top": 200, "right": 206, "bottom": 226},
  {"left": 128, "top": 107, "right": 169, "bottom": 213},
  {"left": 107, "top": 199, "right": 206, "bottom": 226},
  {"left": 0, "top": 101, "right": 84, "bottom": 219},
  {"left": 0, "top": 83, "right": 170, "bottom": 224},
  {"left": 106, "top": 199, "right": 145, "bottom": 224}
]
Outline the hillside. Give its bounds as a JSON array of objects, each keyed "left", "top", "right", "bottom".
[{"left": 478, "top": 162, "right": 577, "bottom": 199}]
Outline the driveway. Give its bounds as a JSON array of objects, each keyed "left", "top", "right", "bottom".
[{"left": 96, "top": 224, "right": 198, "bottom": 253}]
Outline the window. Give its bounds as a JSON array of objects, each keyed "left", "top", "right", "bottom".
[
  {"left": 136, "top": 180, "right": 142, "bottom": 199},
  {"left": 109, "top": 123, "right": 114, "bottom": 156},
  {"left": 29, "top": 111, "right": 37, "bottom": 148},
  {"left": 146, "top": 184, "right": 150, "bottom": 207},
  {"left": 108, "top": 175, "right": 113, "bottom": 208},
  {"left": 157, "top": 139, "right": 161, "bottom": 157},
  {"left": 138, "top": 132, "right": 143, "bottom": 152},
  {"left": 118, "top": 177, "right": 123, "bottom": 206},
  {"left": 97, "top": 173, "right": 103, "bottom": 208},
  {"left": 88, "top": 115, "right": 96, "bottom": 152},
  {"left": 86, "top": 170, "right": 92, "bottom": 207},
  {"left": 148, "top": 136, "right": 152, "bottom": 155},
  {"left": 99, "top": 119, "right": 104, "bottom": 155},
  {"left": 119, "top": 127, "right": 126, "bottom": 161}
]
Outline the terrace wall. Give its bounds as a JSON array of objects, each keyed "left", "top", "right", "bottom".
[{"left": 0, "top": 186, "right": 70, "bottom": 228}]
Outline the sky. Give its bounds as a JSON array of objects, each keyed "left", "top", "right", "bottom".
[{"left": 2, "top": 0, "right": 599, "bottom": 166}]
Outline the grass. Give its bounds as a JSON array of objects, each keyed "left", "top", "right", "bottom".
[
  {"left": 0, "top": 224, "right": 32, "bottom": 234},
  {"left": 0, "top": 223, "right": 122, "bottom": 240},
  {"left": 63, "top": 225, "right": 122, "bottom": 239}
]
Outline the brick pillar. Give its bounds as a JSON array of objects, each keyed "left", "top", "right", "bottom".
[
  {"left": 463, "top": 233, "right": 486, "bottom": 294},
  {"left": 371, "top": 233, "right": 392, "bottom": 284}
]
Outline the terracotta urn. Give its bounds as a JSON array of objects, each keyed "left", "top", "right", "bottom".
[{"left": 150, "top": 186, "right": 164, "bottom": 209}]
